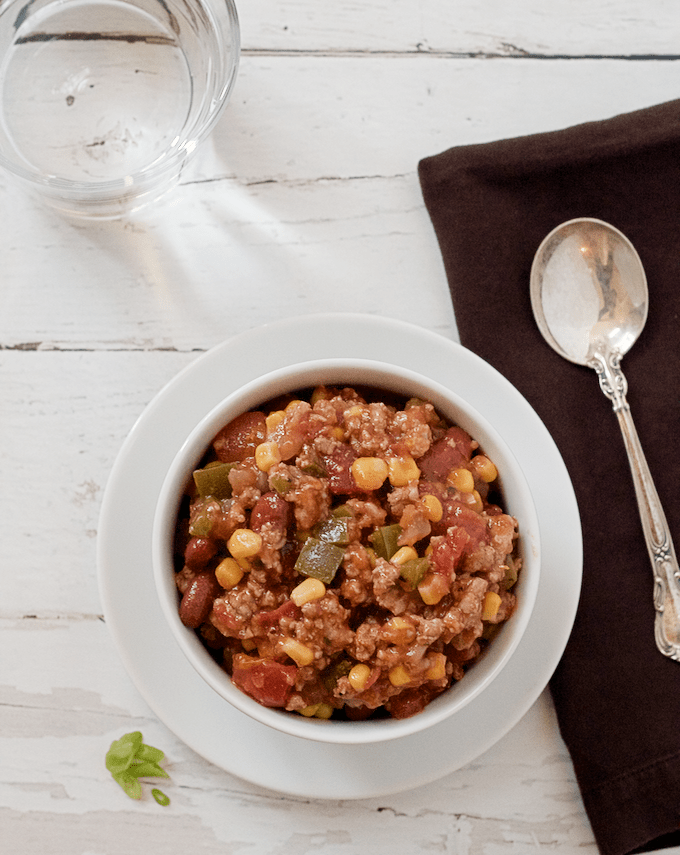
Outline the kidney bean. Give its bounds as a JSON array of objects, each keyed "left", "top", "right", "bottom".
[
  {"left": 250, "top": 491, "right": 290, "bottom": 534},
  {"left": 179, "top": 573, "right": 221, "bottom": 628},
  {"left": 184, "top": 536, "right": 218, "bottom": 570}
]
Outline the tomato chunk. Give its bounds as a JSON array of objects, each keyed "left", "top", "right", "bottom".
[
  {"left": 322, "top": 445, "right": 362, "bottom": 495},
  {"left": 443, "top": 502, "right": 489, "bottom": 554},
  {"left": 430, "top": 527, "right": 470, "bottom": 578},
  {"left": 255, "top": 599, "right": 302, "bottom": 628},
  {"left": 231, "top": 654, "right": 297, "bottom": 707},
  {"left": 213, "top": 411, "right": 266, "bottom": 462},
  {"left": 418, "top": 426, "right": 474, "bottom": 482}
]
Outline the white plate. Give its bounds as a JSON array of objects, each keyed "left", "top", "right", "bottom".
[{"left": 97, "top": 313, "right": 582, "bottom": 800}]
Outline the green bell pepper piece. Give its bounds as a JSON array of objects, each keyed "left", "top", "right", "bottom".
[
  {"left": 398, "top": 557, "right": 430, "bottom": 590},
  {"left": 295, "top": 537, "right": 345, "bottom": 583},
  {"left": 193, "top": 462, "right": 235, "bottom": 499},
  {"left": 369, "top": 524, "right": 402, "bottom": 561},
  {"left": 313, "top": 515, "right": 350, "bottom": 546}
]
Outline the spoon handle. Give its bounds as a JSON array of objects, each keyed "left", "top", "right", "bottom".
[{"left": 590, "top": 349, "right": 680, "bottom": 661}]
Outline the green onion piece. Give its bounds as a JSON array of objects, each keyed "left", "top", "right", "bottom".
[
  {"left": 294, "top": 537, "right": 345, "bottom": 583},
  {"left": 398, "top": 557, "right": 430, "bottom": 590},
  {"left": 369, "top": 524, "right": 402, "bottom": 561},
  {"left": 193, "top": 462, "right": 235, "bottom": 499},
  {"left": 152, "top": 788, "right": 171, "bottom": 806},
  {"left": 128, "top": 761, "right": 169, "bottom": 780},
  {"left": 135, "top": 743, "right": 165, "bottom": 764},
  {"left": 113, "top": 771, "right": 142, "bottom": 800},
  {"left": 105, "top": 731, "right": 143, "bottom": 774},
  {"left": 105, "top": 732, "right": 171, "bottom": 803}
]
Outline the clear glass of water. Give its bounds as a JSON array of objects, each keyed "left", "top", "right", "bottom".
[{"left": 0, "top": 0, "right": 240, "bottom": 217}]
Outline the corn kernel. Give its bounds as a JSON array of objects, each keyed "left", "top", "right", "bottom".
[
  {"left": 421, "top": 494, "right": 443, "bottom": 522},
  {"left": 330, "top": 426, "right": 345, "bottom": 440},
  {"left": 391, "top": 546, "right": 419, "bottom": 566},
  {"left": 227, "top": 528, "right": 263, "bottom": 559},
  {"left": 281, "top": 638, "right": 314, "bottom": 667},
  {"left": 299, "top": 703, "right": 321, "bottom": 717},
  {"left": 426, "top": 653, "right": 447, "bottom": 681},
  {"left": 265, "top": 410, "right": 285, "bottom": 434},
  {"left": 348, "top": 663, "right": 372, "bottom": 692},
  {"left": 447, "top": 467, "right": 475, "bottom": 493},
  {"left": 255, "top": 440, "right": 281, "bottom": 472},
  {"left": 388, "top": 664, "right": 411, "bottom": 687},
  {"left": 314, "top": 703, "right": 334, "bottom": 719},
  {"left": 214, "top": 557, "right": 244, "bottom": 589},
  {"left": 291, "top": 577, "right": 326, "bottom": 606},
  {"left": 241, "top": 639, "right": 257, "bottom": 652},
  {"left": 285, "top": 399, "right": 303, "bottom": 413},
  {"left": 482, "top": 591, "right": 502, "bottom": 621},
  {"left": 469, "top": 489, "right": 483, "bottom": 513},
  {"left": 351, "top": 457, "right": 388, "bottom": 491},
  {"left": 418, "top": 573, "right": 450, "bottom": 605},
  {"left": 387, "top": 455, "right": 421, "bottom": 487},
  {"left": 470, "top": 454, "right": 498, "bottom": 483}
]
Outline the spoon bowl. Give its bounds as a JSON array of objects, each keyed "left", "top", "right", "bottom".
[
  {"left": 530, "top": 218, "right": 648, "bottom": 365},
  {"left": 530, "top": 217, "right": 680, "bottom": 661}
]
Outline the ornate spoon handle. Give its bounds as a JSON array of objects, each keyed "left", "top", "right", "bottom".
[{"left": 589, "top": 349, "right": 680, "bottom": 660}]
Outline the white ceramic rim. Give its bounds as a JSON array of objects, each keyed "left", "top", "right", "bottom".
[{"left": 152, "top": 358, "right": 541, "bottom": 745}]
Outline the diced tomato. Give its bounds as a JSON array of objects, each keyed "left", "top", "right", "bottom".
[
  {"left": 213, "top": 411, "right": 267, "bottom": 462},
  {"left": 255, "top": 599, "right": 302, "bottom": 628},
  {"left": 429, "top": 527, "right": 470, "bottom": 578},
  {"left": 231, "top": 654, "right": 297, "bottom": 707},
  {"left": 321, "top": 444, "right": 362, "bottom": 495},
  {"left": 443, "top": 502, "right": 489, "bottom": 554},
  {"left": 211, "top": 598, "right": 246, "bottom": 635},
  {"left": 278, "top": 406, "right": 314, "bottom": 461},
  {"left": 418, "top": 426, "right": 474, "bottom": 483}
]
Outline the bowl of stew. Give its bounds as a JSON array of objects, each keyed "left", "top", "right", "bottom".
[{"left": 152, "top": 359, "right": 540, "bottom": 744}]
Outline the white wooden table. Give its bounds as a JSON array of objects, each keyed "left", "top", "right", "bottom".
[{"left": 3, "top": 2, "right": 680, "bottom": 851}]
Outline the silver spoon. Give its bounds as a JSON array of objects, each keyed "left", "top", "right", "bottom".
[{"left": 530, "top": 217, "right": 680, "bottom": 661}]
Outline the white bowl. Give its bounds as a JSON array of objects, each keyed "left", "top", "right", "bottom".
[{"left": 152, "top": 359, "right": 540, "bottom": 744}]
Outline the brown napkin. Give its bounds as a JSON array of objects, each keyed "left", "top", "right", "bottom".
[{"left": 418, "top": 99, "right": 680, "bottom": 855}]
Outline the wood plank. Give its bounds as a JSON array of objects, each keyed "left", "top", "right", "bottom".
[
  {"left": 1, "top": 57, "right": 678, "bottom": 350},
  {"left": 0, "top": 616, "right": 595, "bottom": 853},
  {"left": 239, "top": 0, "right": 680, "bottom": 56}
]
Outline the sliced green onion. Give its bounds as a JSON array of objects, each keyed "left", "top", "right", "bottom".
[{"left": 152, "top": 788, "right": 171, "bottom": 806}]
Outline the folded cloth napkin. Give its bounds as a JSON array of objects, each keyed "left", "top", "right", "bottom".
[{"left": 418, "top": 99, "right": 680, "bottom": 855}]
